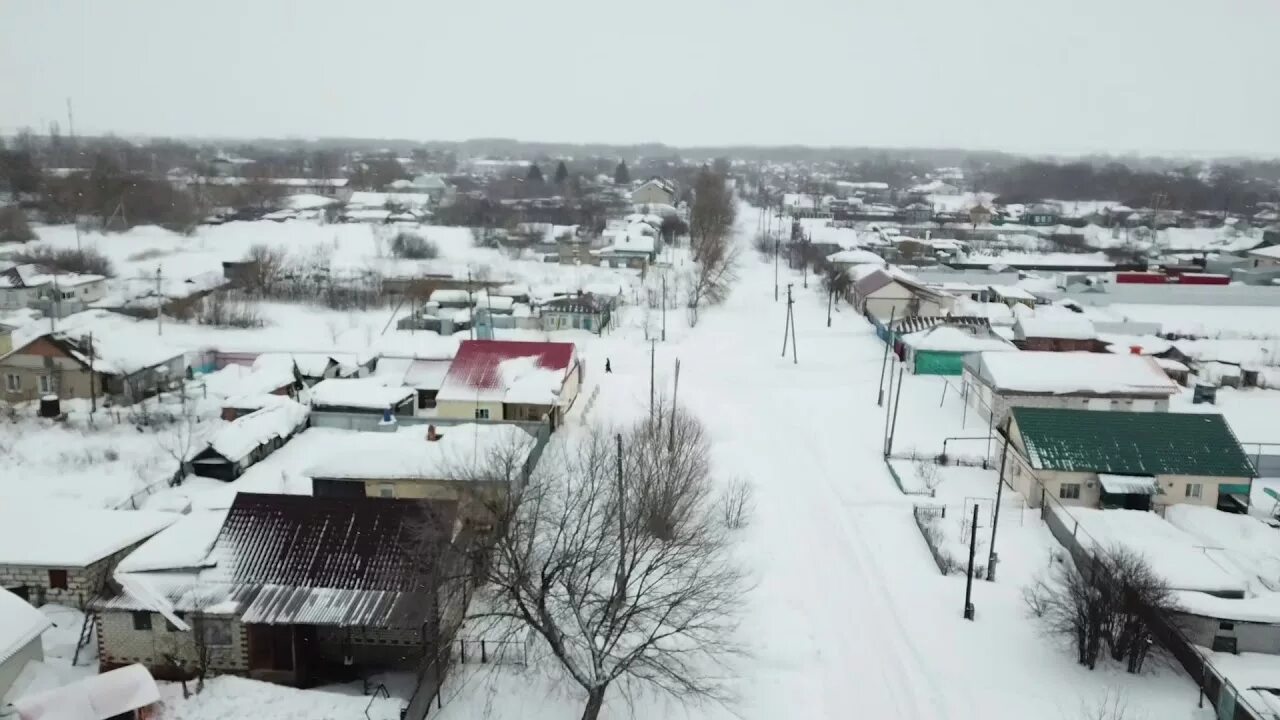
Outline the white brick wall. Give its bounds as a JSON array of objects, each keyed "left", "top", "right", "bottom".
[{"left": 98, "top": 611, "right": 249, "bottom": 677}]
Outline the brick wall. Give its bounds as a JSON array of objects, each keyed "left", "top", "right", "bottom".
[
  {"left": 97, "top": 610, "right": 249, "bottom": 678},
  {"left": 0, "top": 540, "right": 152, "bottom": 608}
]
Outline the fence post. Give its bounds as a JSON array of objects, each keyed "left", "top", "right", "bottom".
[{"left": 481, "top": 640, "right": 487, "bottom": 663}]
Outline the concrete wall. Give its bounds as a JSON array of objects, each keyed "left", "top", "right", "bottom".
[
  {"left": 435, "top": 399, "right": 505, "bottom": 421},
  {"left": 0, "top": 637, "right": 43, "bottom": 700},
  {"left": 1176, "top": 612, "right": 1280, "bottom": 655},
  {"left": 98, "top": 611, "right": 248, "bottom": 676}
]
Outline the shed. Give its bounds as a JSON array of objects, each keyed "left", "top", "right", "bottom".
[
  {"left": 0, "top": 588, "right": 50, "bottom": 701},
  {"left": 898, "top": 326, "right": 1017, "bottom": 375}
]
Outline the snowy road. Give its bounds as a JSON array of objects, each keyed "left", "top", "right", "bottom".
[
  {"left": 559, "top": 210, "right": 1203, "bottom": 720},
  {"left": 434, "top": 208, "right": 1204, "bottom": 719}
]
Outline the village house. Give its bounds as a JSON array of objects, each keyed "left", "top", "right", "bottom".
[
  {"left": 540, "top": 294, "right": 611, "bottom": 334},
  {"left": 963, "top": 350, "right": 1179, "bottom": 424},
  {"left": 630, "top": 177, "right": 677, "bottom": 206},
  {"left": 593, "top": 228, "right": 657, "bottom": 271},
  {"left": 307, "top": 423, "right": 541, "bottom": 514},
  {"left": 1012, "top": 315, "right": 1102, "bottom": 352},
  {"left": 0, "top": 331, "right": 185, "bottom": 406},
  {"left": 1022, "top": 203, "right": 1060, "bottom": 227},
  {"left": 0, "top": 588, "right": 50, "bottom": 701},
  {"left": 853, "top": 269, "right": 954, "bottom": 321},
  {"left": 307, "top": 378, "right": 416, "bottom": 429},
  {"left": 0, "top": 264, "right": 107, "bottom": 318},
  {"left": 1001, "top": 407, "right": 1256, "bottom": 512},
  {"left": 434, "top": 340, "right": 581, "bottom": 429},
  {"left": 97, "top": 494, "right": 464, "bottom": 689},
  {"left": 0, "top": 503, "right": 175, "bottom": 607},
  {"left": 896, "top": 325, "right": 1018, "bottom": 375},
  {"left": 189, "top": 399, "right": 310, "bottom": 481},
  {"left": 902, "top": 202, "right": 933, "bottom": 225},
  {"left": 824, "top": 249, "right": 886, "bottom": 273},
  {"left": 1247, "top": 245, "right": 1280, "bottom": 269}
]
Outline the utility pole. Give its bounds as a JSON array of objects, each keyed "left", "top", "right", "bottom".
[
  {"left": 781, "top": 284, "right": 797, "bottom": 364},
  {"left": 987, "top": 432, "right": 1009, "bottom": 581},
  {"left": 876, "top": 308, "right": 896, "bottom": 406},
  {"left": 669, "top": 358, "right": 680, "bottom": 453},
  {"left": 88, "top": 332, "right": 96, "bottom": 414},
  {"left": 826, "top": 285, "right": 833, "bottom": 328},
  {"left": 886, "top": 366, "right": 905, "bottom": 456},
  {"left": 155, "top": 267, "right": 163, "bottom": 336},
  {"left": 649, "top": 340, "right": 655, "bottom": 426},
  {"left": 661, "top": 273, "right": 667, "bottom": 342},
  {"left": 964, "top": 503, "right": 978, "bottom": 620},
  {"left": 773, "top": 237, "right": 780, "bottom": 302},
  {"left": 467, "top": 268, "right": 475, "bottom": 341},
  {"left": 802, "top": 232, "right": 810, "bottom": 289}
]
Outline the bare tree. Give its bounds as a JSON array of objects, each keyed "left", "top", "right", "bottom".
[
  {"left": 720, "top": 478, "right": 754, "bottom": 531},
  {"left": 1080, "top": 688, "right": 1135, "bottom": 720},
  {"left": 457, "top": 414, "right": 747, "bottom": 720},
  {"left": 156, "top": 401, "right": 204, "bottom": 487},
  {"left": 243, "top": 243, "right": 286, "bottom": 295}
]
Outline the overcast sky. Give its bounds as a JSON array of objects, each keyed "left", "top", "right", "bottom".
[{"left": 3, "top": 0, "right": 1278, "bottom": 157}]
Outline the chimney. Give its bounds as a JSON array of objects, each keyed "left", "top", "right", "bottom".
[
  {"left": 1130, "top": 345, "right": 1142, "bottom": 355},
  {"left": 426, "top": 424, "right": 439, "bottom": 442}
]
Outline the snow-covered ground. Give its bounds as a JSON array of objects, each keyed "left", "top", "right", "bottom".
[
  {"left": 2, "top": 207, "right": 1224, "bottom": 718},
  {"left": 425, "top": 208, "right": 1209, "bottom": 719}
]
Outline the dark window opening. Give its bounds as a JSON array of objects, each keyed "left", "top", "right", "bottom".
[{"left": 48, "top": 569, "right": 68, "bottom": 590}]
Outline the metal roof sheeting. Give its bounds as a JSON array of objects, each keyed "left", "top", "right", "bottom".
[{"left": 1098, "top": 474, "right": 1159, "bottom": 495}]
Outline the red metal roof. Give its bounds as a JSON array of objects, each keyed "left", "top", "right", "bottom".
[{"left": 438, "top": 339, "right": 575, "bottom": 398}]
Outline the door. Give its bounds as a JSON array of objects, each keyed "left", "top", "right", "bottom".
[{"left": 249, "top": 625, "right": 295, "bottom": 671}]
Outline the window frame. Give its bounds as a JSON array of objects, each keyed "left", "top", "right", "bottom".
[
  {"left": 1186, "top": 483, "right": 1203, "bottom": 499},
  {"left": 47, "top": 569, "right": 68, "bottom": 590},
  {"left": 132, "top": 612, "right": 153, "bottom": 631},
  {"left": 38, "top": 375, "right": 52, "bottom": 394},
  {"left": 5, "top": 374, "right": 19, "bottom": 392},
  {"left": 1059, "top": 483, "right": 1081, "bottom": 500},
  {"left": 475, "top": 407, "right": 490, "bottom": 420}
]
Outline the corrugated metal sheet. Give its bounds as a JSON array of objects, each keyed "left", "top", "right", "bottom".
[{"left": 240, "top": 585, "right": 431, "bottom": 627}]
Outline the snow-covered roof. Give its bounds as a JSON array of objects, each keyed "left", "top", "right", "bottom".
[
  {"left": 204, "top": 399, "right": 309, "bottom": 464},
  {"left": 1015, "top": 315, "right": 1097, "bottom": 340},
  {"left": 1069, "top": 507, "right": 1247, "bottom": 594},
  {"left": 371, "top": 332, "right": 460, "bottom": 361},
  {"left": 8, "top": 311, "right": 183, "bottom": 375},
  {"left": 309, "top": 378, "right": 414, "bottom": 410},
  {"left": 201, "top": 357, "right": 295, "bottom": 399},
  {"left": 429, "top": 289, "right": 471, "bottom": 305},
  {"left": 826, "top": 249, "right": 885, "bottom": 266},
  {"left": 0, "top": 264, "right": 105, "bottom": 290},
  {"left": 436, "top": 340, "right": 575, "bottom": 405},
  {"left": 0, "top": 588, "right": 50, "bottom": 665},
  {"left": 971, "top": 351, "right": 1177, "bottom": 395},
  {"left": 0, "top": 502, "right": 176, "bottom": 568},
  {"left": 900, "top": 326, "right": 1016, "bottom": 353},
  {"left": 1247, "top": 245, "right": 1280, "bottom": 260},
  {"left": 12, "top": 663, "right": 160, "bottom": 720},
  {"left": 284, "top": 193, "right": 339, "bottom": 210},
  {"left": 115, "top": 509, "right": 229, "bottom": 574},
  {"left": 305, "top": 423, "right": 534, "bottom": 481}
]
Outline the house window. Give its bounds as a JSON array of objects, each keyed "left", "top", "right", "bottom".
[
  {"left": 378, "top": 484, "right": 395, "bottom": 498},
  {"left": 201, "top": 618, "right": 233, "bottom": 646},
  {"left": 48, "top": 569, "right": 68, "bottom": 589},
  {"left": 1059, "top": 483, "right": 1081, "bottom": 500},
  {"left": 475, "top": 408, "right": 490, "bottom": 420},
  {"left": 132, "top": 612, "right": 152, "bottom": 631},
  {"left": 166, "top": 612, "right": 186, "bottom": 632},
  {"left": 1186, "top": 483, "right": 1203, "bottom": 499},
  {"left": 1219, "top": 621, "right": 1235, "bottom": 631},
  {"left": 38, "top": 375, "right": 52, "bottom": 394},
  {"left": 5, "top": 374, "right": 19, "bottom": 392}
]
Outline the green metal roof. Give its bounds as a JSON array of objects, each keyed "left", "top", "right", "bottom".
[{"left": 1010, "top": 408, "right": 1256, "bottom": 478}]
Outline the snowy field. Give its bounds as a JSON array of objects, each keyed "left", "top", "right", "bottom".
[{"left": 1, "top": 207, "right": 1226, "bottom": 719}]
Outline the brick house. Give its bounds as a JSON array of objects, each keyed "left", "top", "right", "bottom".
[
  {"left": 0, "top": 332, "right": 184, "bottom": 406},
  {"left": 962, "top": 350, "right": 1179, "bottom": 424},
  {"left": 434, "top": 340, "right": 580, "bottom": 429},
  {"left": 0, "top": 504, "right": 175, "bottom": 607},
  {"left": 1002, "top": 407, "right": 1256, "bottom": 513},
  {"left": 97, "top": 494, "right": 463, "bottom": 687},
  {"left": 1012, "top": 315, "right": 1103, "bottom": 352}
]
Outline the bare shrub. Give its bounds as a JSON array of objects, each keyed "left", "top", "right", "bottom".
[
  {"left": 391, "top": 231, "right": 439, "bottom": 259},
  {"left": 9, "top": 244, "right": 114, "bottom": 276},
  {"left": 0, "top": 206, "right": 35, "bottom": 243},
  {"left": 913, "top": 458, "right": 942, "bottom": 496},
  {"left": 1024, "top": 545, "right": 1177, "bottom": 673},
  {"left": 196, "top": 291, "right": 264, "bottom": 328},
  {"left": 720, "top": 478, "right": 754, "bottom": 530},
  {"left": 751, "top": 232, "right": 774, "bottom": 258}
]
